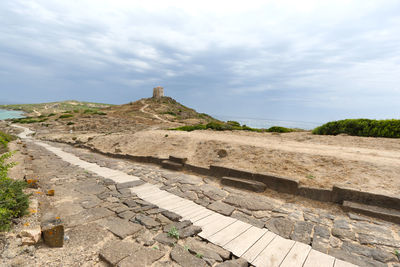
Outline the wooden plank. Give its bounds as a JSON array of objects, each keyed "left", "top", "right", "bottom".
[
  {"left": 184, "top": 209, "right": 214, "bottom": 222},
  {"left": 131, "top": 184, "right": 158, "bottom": 193},
  {"left": 280, "top": 242, "right": 312, "bottom": 267},
  {"left": 172, "top": 204, "right": 201, "bottom": 217},
  {"left": 224, "top": 227, "right": 268, "bottom": 257},
  {"left": 178, "top": 203, "right": 204, "bottom": 218},
  {"left": 146, "top": 194, "right": 178, "bottom": 205},
  {"left": 198, "top": 216, "right": 237, "bottom": 239},
  {"left": 252, "top": 235, "right": 295, "bottom": 267},
  {"left": 179, "top": 206, "right": 207, "bottom": 218},
  {"left": 142, "top": 191, "right": 171, "bottom": 201},
  {"left": 169, "top": 200, "right": 195, "bottom": 212},
  {"left": 194, "top": 213, "right": 223, "bottom": 227},
  {"left": 303, "top": 249, "right": 335, "bottom": 267},
  {"left": 139, "top": 188, "right": 167, "bottom": 198},
  {"left": 241, "top": 231, "right": 276, "bottom": 263},
  {"left": 334, "top": 259, "right": 358, "bottom": 267},
  {"left": 157, "top": 198, "right": 191, "bottom": 210},
  {"left": 208, "top": 220, "right": 252, "bottom": 247}
]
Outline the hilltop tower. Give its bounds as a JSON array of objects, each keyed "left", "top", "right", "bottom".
[{"left": 153, "top": 86, "right": 164, "bottom": 99}]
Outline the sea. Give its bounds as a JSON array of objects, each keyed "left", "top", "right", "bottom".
[
  {"left": 0, "top": 109, "right": 24, "bottom": 120},
  {"left": 213, "top": 115, "right": 321, "bottom": 130}
]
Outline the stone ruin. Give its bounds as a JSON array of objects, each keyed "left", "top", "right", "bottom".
[{"left": 152, "top": 86, "right": 164, "bottom": 99}]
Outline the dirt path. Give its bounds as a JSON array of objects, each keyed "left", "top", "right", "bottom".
[{"left": 140, "top": 100, "right": 169, "bottom": 123}]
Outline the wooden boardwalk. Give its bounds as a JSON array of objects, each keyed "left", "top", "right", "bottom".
[{"left": 16, "top": 126, "right": 357, "bottom": 267}]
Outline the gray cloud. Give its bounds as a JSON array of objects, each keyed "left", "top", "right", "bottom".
[{"left": 1, "top": 0, "right": 400, "bottom": 124}]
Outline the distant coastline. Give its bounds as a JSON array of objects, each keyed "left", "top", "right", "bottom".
[
  {"left": 0, "top": 109, "right": 25, "bottom": 120},
  {"left": 213, "top": 115, "right": 321, "bottom": 130}
]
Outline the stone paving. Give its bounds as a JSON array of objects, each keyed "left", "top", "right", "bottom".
[
  {"left": 2, "top": 125, "right": 400, "bottom": 266},
  {"left": 48, "top": 141, "right": 400, "bottom": 267}
]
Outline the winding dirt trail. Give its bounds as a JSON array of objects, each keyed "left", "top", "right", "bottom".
[{"left": 139, "top": 100, "right": 169, "bottom": 123}]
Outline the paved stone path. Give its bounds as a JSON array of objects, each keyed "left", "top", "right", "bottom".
[{"left": 13, "top": 125, "right": 363, "bottom": 267}]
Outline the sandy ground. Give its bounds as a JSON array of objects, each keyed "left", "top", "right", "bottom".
[{"left": 38, "top": 128, "right": 400, "bottom": 197}]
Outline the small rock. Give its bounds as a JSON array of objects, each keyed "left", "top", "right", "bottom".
[
  {"left": 290, "top": 221, "right": 313, "bottom": 244},
  {"left": 41, "top": 221, "right": 64, "bottom": 248},
  {"left": 217, "top": 149, "right": 228, "bottom": 158},
  {"left": 164, "top": 220, "right": 192, "bottom": 233},
  {"left": 19, "top": 226, "right": 41, "bottom": 245},
  {"left": 99, "top": 240, "right": 138, "bottom": 266}
]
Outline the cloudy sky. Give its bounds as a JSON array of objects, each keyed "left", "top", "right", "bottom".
[{"left": 1, "top": 0, "right": 400, "bottom": 124}]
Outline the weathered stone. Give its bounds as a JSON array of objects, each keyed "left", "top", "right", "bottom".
[
  {"left": 288, "top": 210, "right": 304, "bottom": 221},
  {"left": 185, "top": 237, "right": 231, "bottom": 260},
  {"left": 117, "top": 210, "right": 135, "bottom": 220},
  {"left": 19, "top": 226, "right": 41, "bottom": 245},
  {"left": 133, "top": 215, "right": 160, "bottom": 229},
  {"left": 208, "top": 201, "right": 235, "bottom": 216},
  {"left": 156, "top": 214, "right": 173, "bottom": 225},
  {"left": 76, "top": 183, "right": 106, "bottom": 195},
  {"left": 358, "top": 233, "right": 400, "bottom": 247},
  {"left": 195, "top": 198, "right": 211, "bottom": 207},
  {"left": 135, "top": 199, "right": 155, "bottom": 207},
  {"left": 164, "top": 220, "right": 192, "bottom": 233},
  {"left": 65, "top": 207, "right": 115, "bottom": 227},
  {"left": 154, "top": 233, "right": 176, "bottom": 246},
  {"left": 184, "top": 237, "right": 223, "bottom": 262},
  {"left": 351, "top": 221, "right": 392, "bottom": 237},
  {"left": 290, "top": 221, "right": 313, "bottom": 244},
  {"left": 116, "top": 180, "right": 145, "bottom": 190},
  {"left": 145, "top": 208, "right": 164, "bottom": 215},
  {"left": 123, "top": 199, "right": 138, "bottom": 208},
  {"left": 329, "top": 236, "right": 341, "bottom": 248},
  {"left": 170, "top": 245, "right": 207, "bottom": 267},
  {"left": 313, "top": 225, "right": 331, "bottom": 239},
  {"left": 97, "top": 191, "right": 112, "bottom": 200},
  {"left": 175, "top": 174, "right": 203, "bottom": 185},
  {"left": 41, "top": 219, "right": 64, "bottom": 248},
  {"left": 215, "top": 258, "right": 248, "bottom": 267},
  {"left": 97, "top": 217, "right": 142, "bottom": 239},
  {"left": 329, "top": 248, "right": 386, "bottom": 267},
  {"left": 179, "top": 225, "right": 202, "bottom": 238},
  {"left": 265, "top": 218, "right": 294, "bottom": 239},
  {"left": 99, "top": 240, "right": 138, "bottom": 265},
  {"left": 252, "top": 210, "right": 271, "bottom": 219},
  {"left": 348, "top": 212, "right": 371, "bottom": 222},
  {"left": 223, "top": 194, "right": 274, "bottom": 211},
  {"left": 200, "top": 184, "right": 227, "bottom": 201},
  {"left": 341, "top": 241, "right": 396, "bottom": 263},
  {"left": 333, "top": 218, "right": 351, "bottom": 230},
  {"left": 106, "top": 203, "right": 130, "bottom": 213},
  {"left": 311, "top": 237, "right": 330, "bottom": 253},
  {"left": 117, "top": 246, "right": 164, "bottom": 267},
  {"left": 331, "top": 228, "right": 355, "bottom": 240},
  {"left": 183, "top": 191, "right": 198, "bottom": 201},
  {"left": 81, "top": 197, "right": 102, "bottom": 209},
  {"left": 232, "top": 211, "right": 265, "bottom": 228}
]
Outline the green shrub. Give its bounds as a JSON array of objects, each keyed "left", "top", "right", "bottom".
[
  {"left": 227, "top": 121, "right": 241, "bottom": 127},
  {"left": 47, "top": 113, "right": 56, "bottom": 117},
  {"left": 11, "top": 117, "right": 47, "bottom": 124},
  {"left": 267, "top": 126, "right": 294, "bottom": 133},
  {"left": 59, "top": 114, "right": 73, "bottom": 119},
  {"left": 0, "top": 152, "right": 29, "bottom": 231},
  {"left": 0, "top": 132, "right": 14, "bottom": 149},
  {"left": 83, "top": 109, "right": 106, "bottom": 115},
  {"left": 67, "top": 122, "right": 75, "bottom": 125},
  {"left": 163, "top": 111, "right": 177, "bottom": 116},
  {"left": 312, "top": 119, "right": 400, "bottom": 138}
]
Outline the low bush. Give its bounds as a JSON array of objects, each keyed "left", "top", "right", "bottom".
[
  {"left": 83, "top": 109, "right": 106, "bottom": 115},
  {"left": 266, "top": 126, "right": 294, "bottom": 133},
  {"left": 59, "top": 114, "right": 73, "bottom": 119},
  {"left": 0, "top": 151, "right": 29, "bottom": 231},
  {"left": 312, "top": 119, "right": 400, "bottom": 138}
]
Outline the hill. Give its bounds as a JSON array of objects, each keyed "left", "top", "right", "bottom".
[{"left": 0, "top": 100, "right": 113, "bottom": 116}]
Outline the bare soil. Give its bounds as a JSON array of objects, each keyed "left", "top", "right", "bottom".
[{"left": 38, "top": 128, "right": 400, "bottom": 197}]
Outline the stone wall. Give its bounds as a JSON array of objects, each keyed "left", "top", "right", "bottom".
[{"left": 153, "top": 86, "right": 164, "bottom": 99}]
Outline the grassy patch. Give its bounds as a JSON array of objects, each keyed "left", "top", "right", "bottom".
[
  {"left": 312, "top": 119, "right": 400, "bottom": 138},
  {"left": 11, "top": 117, "right": 48, "bottom": 124},
  {"left": 83, "top": 109, "right": 107, "bottom": 115},
  {"left": 167, "top": 226, "right": 180, "bottom": 239}
]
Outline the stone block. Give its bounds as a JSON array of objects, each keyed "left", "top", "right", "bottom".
[{"left": 41, "top": 219, "right": 64, "bottom": 247}]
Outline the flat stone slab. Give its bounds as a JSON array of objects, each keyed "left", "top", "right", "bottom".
[
  {"left": 342, "top": 200, "right": 400, "bottom": 224},
  {"left": 97, "top": 217, "right": 143, "bottom": 239},
  {"left": 223, "top": 194, "right": 276, "bottom": 211},
  {"left": 221, "top": 176, "right": 266, "bottom": 192},
  {"left": 208, "top": 201, "right": 235, "bottom": 216},
  {"left": 117, "top": 246, "right": 164, "bottom": 267},
  {"left": 66, "top": 207, "right": 115, "bottom": 227},
  {"left": 99, "top": 240, "right": 139, "bottom": 265},
  {"left": 170, "top": 245, "right": 207, "bottom": 267}
]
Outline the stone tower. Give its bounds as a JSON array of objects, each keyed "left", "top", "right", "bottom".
[{"left": 153, "top": 86, "right": 164, "bottom": 99}]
